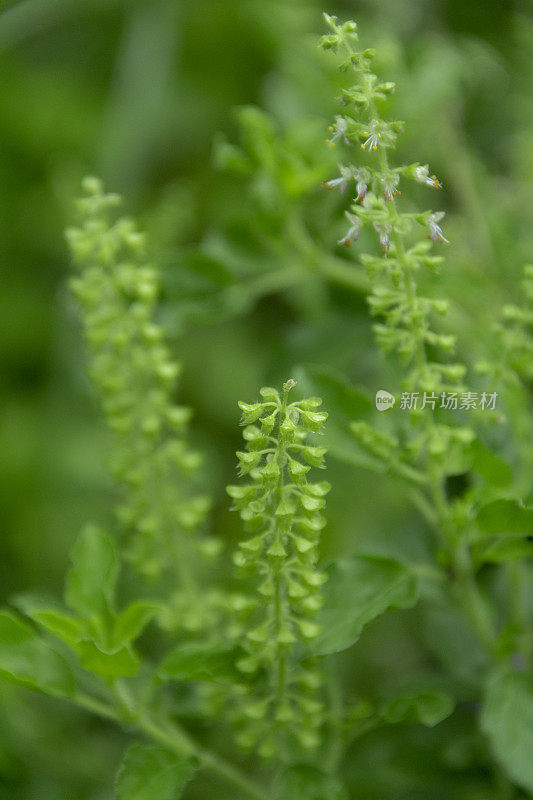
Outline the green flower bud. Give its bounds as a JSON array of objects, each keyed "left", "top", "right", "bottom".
[
  {"left": 267, "top": 540, "right": 287, "bottom": 559},
  {"left": 240, "top": 536, "right": 265, "bottom": 554},
  {"left": 288, "top": 458, "right": 311, "bottom": 478},
  {"left": 259, "top": 386, "right": 279, "bottom": 401},
  {"left": 297, "top": 620, "right": 322, "bottom": 641},
  {"left": 238, "top": 402, "right": 265, "bottom": 423},
  {"left": 237, "top": 451, "right": 262, "bottom": 474},
  {"left": 300, "top": 410, "right": 328, "bottom": 432},
  {"left": 302, "top": 446, "right": 328, "bottom": 467},
  {"left": 247, "top": 624, "right": 270, "bottom": 644},
  {"left": 237, "top": 656, "right": 259, "bottom": 674},
  {"left": 293, "top": 537, "right": 315, "bottom": 554},
  {"left": 298, "top": 397, "right": 322, "bottom": 410},
  {"left": 300, "top": 494, "right": 325, "bottom": 512}
]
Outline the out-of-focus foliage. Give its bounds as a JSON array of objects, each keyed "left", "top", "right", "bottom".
[{"left": 0, "top": 0, "right": 532, "bottom": 799}]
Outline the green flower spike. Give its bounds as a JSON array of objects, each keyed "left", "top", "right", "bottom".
[{"left": 227, "top": 380, "right": 329, "bottom": 758}]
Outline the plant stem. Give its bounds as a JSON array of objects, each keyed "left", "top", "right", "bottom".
[
  {"left": 428, "top": 474, "right": 497, "bottom": 653},
  {"left": 273, "top": 386, "right": 289, "bottom": 722},
  {"left": 285, "top": 210, "right": 369, "bottom": 293},
  {"left": 507, "top": 559, "right": 532, "bottom": 664},
  {"left": 325, "top": 656, "right": 344, "bottom": 775},
  {"left": 73, "top": 693, "right": 274, "bottom": 800}
]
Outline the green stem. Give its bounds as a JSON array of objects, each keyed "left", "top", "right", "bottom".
[
  {"left": 73, "top": 693, "right": 273, "bottom": 800},
  {"left": 428, "top": 473, "right": 497, "bottom": 653},
  {"left": 235, "top": 265, "right": 304, "bottom": 300},
  {"left": 285, "top": 210, "right": 369, "bottom": 293},
  {"left": 325, "top": 656, "right": 344, "bottom": 775},
  {"left": 273, "top": 386, "right": 289, "bottom": 717},
  {"left": 508, "top": 559, "right": 532, "bottom": 664},
  {"left": 139, "top": 716, "right": 273, "bottom": 800},
  {"left": 318, "top": 254, "right": 370, "bottom": 292}
]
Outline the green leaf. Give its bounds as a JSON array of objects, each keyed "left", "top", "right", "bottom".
[
  {"left": 273, "top": 765, "right": 348, "bottom": 800},
  {"left": 27, "top": 609, "right": 83, "bottom": 645},
  {"left": 16, "top": 597, "right": 141, "bottom": 678},
  {"left": 311, "top": 555, "right": 418, "bottom": 655},
  {"left": 115, "top": 742, "right": 196, "bottom": 800},
  {"left": 0, "top": 611, "right": 75, "bottom": 697},
  {"left": 112, "top": 601, "right": 160, "bottom": 650},
  {"left": 475, "top": 499, "right": 533, "bottom": 536},
  {"left": 158, "top": 247, "right": 241, "bottom": 332},
  {"left": 293, "top": 366, "right": 382, "bottom": 472},
  {"left": 14, "top": 594, "right": 84, "bottom": 647},
  {"left": 78, "top": 641, "right": 139, "bottom": 679},
  {"left": 421, "top": 602, "right": 489, "bottom": 688},
  {"left": 380, "top": 689, "right": 454, "bottom": 727},
  {"left": 159, "top": 642, "right": 238, "bottom": 683},
  {"left": 468, "top": 439, "right": 513, "bottom": 488},
  {"left": 476, "top": 537, "right": 533, "bottom": 564},
  {"left": 481, "top": 670, "right": 533, "bottom": 792},
  {"left": 65, "top": 525, "right": 118, "bottom": 618}
]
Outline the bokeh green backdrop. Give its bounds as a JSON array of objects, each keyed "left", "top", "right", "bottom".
[{"left": 0, "top": 0, "right": 531, "bottom": 797}]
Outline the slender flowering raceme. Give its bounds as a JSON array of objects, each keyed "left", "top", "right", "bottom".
[
  {"left": 320, "top": 25, "right": 532, "bottom": 762},
  {"left": 227, "top": 380, "right": 329, "bottom": 757},
  {"left": 66, "top": 178, "right": 221, "bottom": 632},
  {"left": 320, "top": 13, "right": 454, "bottom": 398}
]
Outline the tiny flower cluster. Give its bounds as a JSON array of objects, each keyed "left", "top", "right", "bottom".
[
  {"left": 320, "top": 16, "right": 447, "bottom": 260},
  {"left": 414, "top": 164, "right": 442, "bottom": 189},
  {"left": 327, "top": 115, "right": 350, "bottom": 147},
  {"left": 426, "top": 211, "right": 449, "bottom": 244},
  {"left": 323, "top": 164, "right": 370, "bottom": 199},
  {"left": 226, "top": 380, "right": 328, "bottom": 757}
]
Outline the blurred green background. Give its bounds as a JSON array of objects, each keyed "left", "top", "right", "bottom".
[{"left": 0, "top": 0, "right": 531, "bottom": 797}]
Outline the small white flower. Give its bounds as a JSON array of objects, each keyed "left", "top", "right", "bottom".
[
  {"left": 354, "top": 168, "right": 370, "bottom": 201},
  {"left": 374, "top": 222, "right": 392, "bottom": 254},
  {"left": 361, "top": 131, "right": 381, "bottom": 151},
  {"left": 323, "top": 164, "right": 353, "bottom": 193},
  {"left": 338, "top": 211, "right": 362, "bottom": 247},
  {"left": 414, "top": 165, "right": 442, "bottom": 189},
  {"left": 426, "top": 211, "right": 449, "bottom": 243},
  {"left": 381, "top": 173, "right": 400, "bottom": 201},
  {"left": 360, "top": 122, "right": 382, "bottom": 152},
  {"left": 327, "top": 116, "right": 350, "bottom": 147}
]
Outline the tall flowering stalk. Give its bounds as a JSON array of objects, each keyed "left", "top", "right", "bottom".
[
  {"left": 321, "top": 15, "right": 461, "bottom": 392},
  {"left": 66, "top": 178, "right": 221, "bottom": 632},
  {"left": 227, "top": 380, "right": 329, "bottom": 757},
  {"left": 319, "top": 15, "right": 500, "bottom": 651}
]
